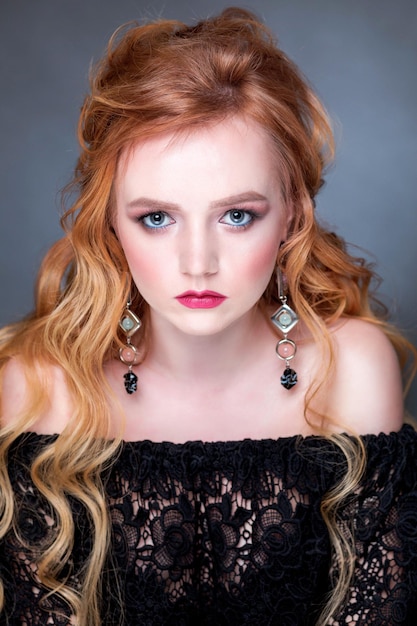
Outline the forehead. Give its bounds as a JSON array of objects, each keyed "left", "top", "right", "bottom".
[{"left": 116, "top": 116, "right": 281, "bottom": 195}]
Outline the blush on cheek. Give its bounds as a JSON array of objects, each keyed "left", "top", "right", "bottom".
[
  {"left": 125, "top": 253, "right": 160, "bottom": 294},
  {"left": 243, "top": 240, "right": 279, "bottom": 281}
]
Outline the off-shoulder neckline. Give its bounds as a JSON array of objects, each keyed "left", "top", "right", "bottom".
[{"left": 10, "top": 423, "right": 416, "bottom": 449}]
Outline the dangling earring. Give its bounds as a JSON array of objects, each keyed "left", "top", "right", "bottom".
[
  {"left": 270, "top": 267, "right": 299, "bottom": 390},
  {"left": 119, "top": 300, "right": 141, "bottom": 394}
]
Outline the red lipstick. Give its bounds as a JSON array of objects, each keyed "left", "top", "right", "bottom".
[{"left": 175, "top": 290, "right": 227, "bottom": 309}]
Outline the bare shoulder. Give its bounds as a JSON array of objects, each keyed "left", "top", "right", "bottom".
[
  {"left": 325, "top": 318, "right": 404, "bottom": 434},
  {"left": 1, "top": 357, "right": 73, "bottom": 434},
  {"left": 1, "top": 358, "right": 27, "bottom": 424}
]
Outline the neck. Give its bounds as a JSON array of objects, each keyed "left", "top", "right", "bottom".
[{"left": 144, "top": 307, "right": 274, "bottom": 383}]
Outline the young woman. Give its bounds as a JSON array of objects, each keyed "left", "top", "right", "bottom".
[{"left": 0, "top": 7, "right": 416, "bottom": 625}]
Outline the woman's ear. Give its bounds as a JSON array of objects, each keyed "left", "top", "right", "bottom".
[
  {"left": 283, "top": 201, "right": 295, "bottom": 239},
  {"left": 109, "top": 200, "right": 119, "bottom": 239}
]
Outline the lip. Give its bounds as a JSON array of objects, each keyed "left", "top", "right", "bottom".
[{"left": 175, "top": 290, "right": 227, "bottom": 309}]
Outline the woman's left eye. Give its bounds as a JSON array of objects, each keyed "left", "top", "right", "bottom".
[{"left": 220, "top": 209, "right": 254, "bottom": 228}]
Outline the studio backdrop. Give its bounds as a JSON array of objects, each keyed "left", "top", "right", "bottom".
[{"left": 1, "top": 0, "right": 416, "bottom": 413}]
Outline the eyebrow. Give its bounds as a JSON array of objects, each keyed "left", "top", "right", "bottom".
[{"left": 126, "top": 191, "right": 268, "bottom": 212}]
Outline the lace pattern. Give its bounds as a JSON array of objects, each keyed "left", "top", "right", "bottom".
[{"left": 1, "top": 426, "right": 417, "bottom": 625}]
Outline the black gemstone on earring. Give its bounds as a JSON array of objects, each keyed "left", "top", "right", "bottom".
[
  {"left": 281, "top": 368, "right": 297, "bottom": 390},
  {"left": 124, "top": 371, "right": 138, "bottom": 394}
]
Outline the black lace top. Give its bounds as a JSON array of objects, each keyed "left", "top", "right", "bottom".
[{"left": 1, "top": 425, "right": 417, "bottom": 625}]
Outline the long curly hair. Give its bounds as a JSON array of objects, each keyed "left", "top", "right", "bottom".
[{"left": 0, "top": 7, "right": 414, "bottom": 625}]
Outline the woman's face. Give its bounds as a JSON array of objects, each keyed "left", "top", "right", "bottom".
[{"left": 114, "top": 116, "right": 292, "bottom": 338}]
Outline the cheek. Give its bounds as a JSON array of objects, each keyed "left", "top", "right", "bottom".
[
  {"left": 241, "top": 238, "right": 279, "bottom": 282},
  {"left": 122, "top": 239, "right": 169, "bottom": 293}
]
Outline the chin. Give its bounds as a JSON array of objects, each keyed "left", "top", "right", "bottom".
[
  {"left": 178, "top": 324, "right": 230, "bottom": 337},
  {"left": 168, "top": 315, "right": 233, "bottom": 337}
]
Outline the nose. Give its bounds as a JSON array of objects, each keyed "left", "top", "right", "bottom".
[{"left": 179, "top": 222, "right": 219, "bottom": 277}]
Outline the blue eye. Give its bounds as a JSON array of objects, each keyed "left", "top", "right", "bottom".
[
  {"left": 139, "top": 212, "right": 174, "bottom": 229},
  {"left": 220, "top": 209, "right": 254, "bottom": 228}
]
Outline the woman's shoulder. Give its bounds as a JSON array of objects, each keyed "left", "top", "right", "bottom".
[
  {"left": 1, "top": 357, "right": 73, "bottom": 433},
  {"left": 324, "top": 317, "right": 405, "bottom": 435}
]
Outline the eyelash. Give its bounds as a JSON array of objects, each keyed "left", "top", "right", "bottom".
[{"left": 136, "top": 209, "right": 260, "bottom": 231}]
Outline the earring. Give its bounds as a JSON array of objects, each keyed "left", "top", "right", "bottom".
[
  {"left": 270, "top": 268, "right": 299, "bottom": 390},
  {"left": 119, "top": 300, "right": 141, "bottom": 394}
]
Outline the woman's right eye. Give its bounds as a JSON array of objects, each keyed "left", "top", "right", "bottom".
[{"left": 138, "top": 212, "right": 174, "bottom": 229}]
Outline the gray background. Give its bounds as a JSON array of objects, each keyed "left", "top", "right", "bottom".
[{"left": 1, "top": 0, "right": 416, "bottom": 414}]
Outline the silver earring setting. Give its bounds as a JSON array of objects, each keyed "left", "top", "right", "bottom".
[
  {"left": 119, "top": 300, "right": 141, "bottom": 394},
  {"left": 270, "top": 268, "right": 299, "bottom": 390}
]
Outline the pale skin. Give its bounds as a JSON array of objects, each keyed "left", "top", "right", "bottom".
[{"left": 2, "top": 116, "right": 404, "bottom": 441}]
